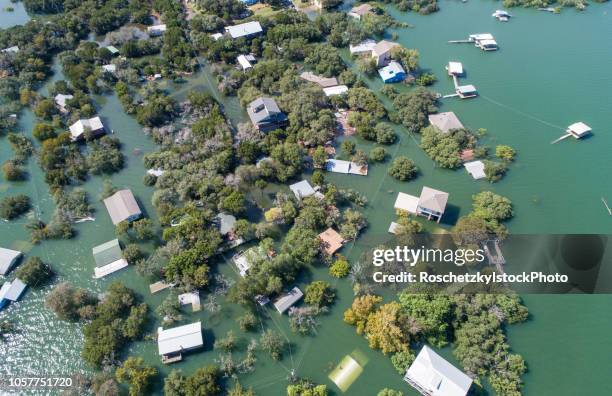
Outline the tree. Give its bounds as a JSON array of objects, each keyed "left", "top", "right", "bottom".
[
  {"left": 377, "top": 389, "right": 405, "bottom": 396},
  {"left": 341, "top": 140, "right": 356, "bottom": 157},
  {"left": 45, "top": 282, "right": 97, "bottom": 321},
  {"left": 304, "top": 281, "right": 335, "bottom": 308},
  {"left": 33, "top": 123, "right": 57, "bottom": 141},
  {"left": 495, "top": 145, "right": 516, "bottom": 161},
  {"left": 369, "top": 147, "right": 387, "bottom": 162},
  {"left": 364, "top": 302, "right": 412, "bottom": 355},
  {"left": 343, "top": 294, "right": 382, "bottom": 334},
  {"left": 388, "top": 157, "right": 418, "bottom": 181},
  {"left": 312, "top": 146, "right": 328, "bottom": 169},
  {"left": 374, "top": 123, "right": 396, "bottom": 144},
  {"left": 115, "top": 357, "right": 156, "bottom": 396},
  {"left": 183, "top": 366, "right": 221, "bottom": 395},
  {"left": 15, "top": 257, "right": 53, "bottom": 287},
  {"left": 132, "top": 218, "right": 155, "bottom": 240},
  {"left": 34, "top": 98, "right": 58, "bottom": 120},
  {"left": 220, "top": 190, "right": 246, "bottom": 215},
  {"left": 329, "top": 256, "right": 350, "bottom": 278},
  {"left": 347, "top": 87, "right": 385, "bottom": 118},
  {"left": 260, "top": 329, "right": 286, "bottom": 360},
  {"left": 237, "top": 311, "right": 257, "bottom": 331},
  {"left": 228, "top": 382, "right": 256, "bottom": 396},
  {"left": 452, "top": 215, "right": 490, "bottom": 248},
  {"left": 287, "top": 380, "right": 328, "bottom": 396},
  {"left": 472, "top": 191, "right": 513, "bottom": 222},
  {"left": 164, "top": 369, "right": 186, "bottom": 396},
  {"left": 392, "top": 88, "right": 438, "bottom": 133},
  {"left": 484, "top": 160, "right": 508, "bottom": 183},
  {"left": 390, "top": 351, "right": 415, "bottom": 375},
  {"left": 2, "top": 160, "right": 25, "bottom": 181},
  {"left": 0, "top": 194, "right": 30, "bottom": 220}
]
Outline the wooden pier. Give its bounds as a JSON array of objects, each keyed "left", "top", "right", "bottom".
[{"left": 448, "top": 39, "right": 472, "bottom": 44}]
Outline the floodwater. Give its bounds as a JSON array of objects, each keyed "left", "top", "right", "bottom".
[{"left": 1, "top": 1, "right": 612, "bottom": 395}]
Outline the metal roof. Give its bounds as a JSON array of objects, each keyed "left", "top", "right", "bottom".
[
  {"left": 0, "top": 247, "right": 22, "bottom": 275},
  {"left": 0, "top": 279, "right": 27, "bottom": 302},
  {"left": 157, "top": 321, "right": 203, "bottom": 355},
  {"left": 225, "top": 21, "right": 263, "bottom": 39},
  {"left": 273, "top": 287, "right": 303, "bottom": 314},
  {"left": 247, "top": 97, "right": 283, "bottom": 125},
  {"left": 323, "top": 85, "right": 349, "bottom": 97},
  {"left": 405, "top": 345, "right": 472, "bottom": 396},
  {"left": 464, "top": 161, "right": 486, "bottom": 180},
  {"left": 289, "top": 180, "right": 316, "bottom": 200},
  {"left": 69, "top": 117, "right": 104, "bottom": 139},
  {"left": 103, "top": 189, "right": 142, "bottom": 225},
  {"left": 92, "top": 239, "right": 123, "bottom": 267}
]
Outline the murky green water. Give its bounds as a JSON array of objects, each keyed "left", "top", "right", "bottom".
[{"left": 1, "top": 1, "right": 612, "bottom": 395}]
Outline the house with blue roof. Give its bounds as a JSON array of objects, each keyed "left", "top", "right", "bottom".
[{"left": 378, "top": 61, "right": 406, "bottom": 83}]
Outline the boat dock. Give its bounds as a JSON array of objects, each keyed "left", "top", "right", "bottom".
[
  {"left": 149, "top": 281, "right": 174, "bottom": 294},
  {"left": 448, "top": 39, "right": 472, "bottom": 44},
  {"left": 484, "top": 239, "right": 506, "bottom": 274},
  {"left": 602, "top": 198, "right": 612, "bottom": 215},
  {"left": 443, "top": 73, "right": 478, "bottom": 99},
  {"left": 550, "top": 133, "right": 572, "bottom": 144}
]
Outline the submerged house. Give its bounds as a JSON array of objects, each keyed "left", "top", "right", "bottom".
[
  {"left": 394, "top": 187, "right": 449, "bottom": 223},
  {"left": 318, "top": 228, "right": 345, "bottom": 256},
  {"left": 325, "top": 159, "right": 368, "bottom": 175},
  {"left": 428, "top": 112, "right": 464, "bottom": 133},
  {"left": 273, "top": 287, "right": 303, "bottom": 314},
  {"left": 464, "top": 160, "right": 486, "bottom": 180},
  {"left": 323, "top": 85, "right": 349, "bottom": 97},
  {"left": 378, "top": 61, "right": 406, "bottom": 83},
  {"left": 0, "top": 247, "right": 22, "bottom": 276},
  {"left": 54, "top": 93, "right": 74, "bottom": 113},
  {"left": 348, "top": 4, "right": 374, "bottom": 19},
  {"left": 225, "top": 21, "right": 263, "bottom": 39},
  {"left": 300, "top": 72, "right": 339, "bottom": 88},
  {"left": 349, "top": 39, "right": 376, "bottom": 56},
  {"left": 456, "top": 84, "right": 478, "bottom": 99},
  {"left": 469, "top": 33, "right": 498, "bottom": 51},
  {"left": 0, "top": 278, "right": 27, "bottom": 310},
  {"left": 157, "top": 321, "right": 204, "bottom": 364},
  {"left": 237, "top": 54, "right": 256, "bottom": 71},
  {"left": 92, "top": 239, "right": 129, "bottom": 279},
  {"left": 404, "top": 345, "right": 473, "bottom": 396},
  {"left": 446, "top": 61, "right": 464, "bottom": 76},
  {"left": 69, "top": 116, "right": 105, "bottom": 141},
  {"left": 372, "top": 40, "right": 399, "bottom": 67},
  {"left": 247, "top": 97, "right": 288, "bottom": 132},
  {"left": 233, "top": 246, "right": 267, "bottom": 277},
  {"left": 103, "top": 189, "right": 142, "bottom": 225},
  {"left": 492, "top": 10, "right": 511, "bottom": 21},
  {"left": 148, "top": 24, "right": 167, "bottom": 36},
  {"left": 1, "top": 46, "right": 19, "bottom": 54},
  {"left": 566, "top": 122, "right": 592, "bottom": 139},
  {"left": 289, "top": 180, "right": 316, "bottom": 200}
]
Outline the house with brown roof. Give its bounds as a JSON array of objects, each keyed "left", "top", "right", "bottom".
[
  {"left": 428, "top": 112, "right": 465, "bottom": 133},
  {"left": 299, "top": 72, "right": 339, "bottom": 88},
  {"left": 319, "top": 227, "right": 344, "bottom": 255},
  {"left": 417, "top": 187, "right": 449, "bottom": 223},
  {"left": 348, "top": 4, "right": 374, "bottom": 20},
  {"left": 372, "top": 40, "right": 399, "bottom": 67}
]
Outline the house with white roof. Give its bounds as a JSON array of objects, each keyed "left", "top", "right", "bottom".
[
  {"left": 349, "top": 39, "right": 376, "bottom": 56},
  {"left": 0, "top": 247, "right": 22, "bottom": 276},
  {"left": 378, "top": 61, "right": 406, "bottom": 83},
  {"left": 404, "top": 345, "right": 473, "bottom": 396},
  {"left": 148, "top": 24, "right": 167, "bottom": 36},
  {"left": 566, "top": 122, "right": 592, "bottom": 139},
  {"left": 225, "top": 21, "right": 263, "bottom": 39},
  {"left": 92, "top": 239, "right": 128, "bottom": 278},
  {"left": 289, "top": 180, "right": 316, "bottom": 200},
  {"left": 273, "top": 287, "right": 303, "bottom": 314},
  {"left": 323, "top": 85, "right": 349, "bottom": 97},
  {"left": 446, "top": 61, "right": 463, "bottom": 76},
  {"left": 464, "top": 160, "right": 486, "bottom": 180},
  {"left": 372, "top": 40, "right": 399, "bottom": 67},
  {"left": 102, "top": 64, "right": 117, "bottom": 73},
  {"left": 469, "top": 33, "right": 498, "bottom": 51},
  {"left": 54, "top": 93, "right": 74, "bottom": 113},
  {"left": 428, "top": 112, "right": 464, "bottom": 133},
  {"left": 1, "top": 46, "right": 19, "bottom": 54},
  {"left": 69, "top": 116, "right": 105, "bottom": 141},
  {"left": 210, "top": 33, "right": 223, "bottom": 41},
  {"left": 233, "top": 246, "right": 267, "bottom": 277},
  {"left": 104, "top": 45, "right": 120, "bottom": 55},
  {"left": 456, "top": 84, "right": 478, "bottom": 99},
  {"left": 394, "top": 187, "right": 449, "bottom": 223},
  {"left": 325, "top": 159, "right": 368, "bottom": 175},
  {"left": 0, "top": 279, "right": 27, "bottom": 310},
  {"left": 103, "top": 189, "right": 142, "bottom": 225},
  {"left": 157, "top": 321, "right": 204, "bottom": 364},
  {"left": 237, "top": 54, "right": 256, "bottom": 70},
  {"left": 178, "top": 291, "right": 201, "bottom": 312}
]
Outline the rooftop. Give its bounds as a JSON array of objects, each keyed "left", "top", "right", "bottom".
[
  {"left": 54, "top": 93, "right": 74, "bottom": 108},
  {"left": 0, "top": 247, "right": 22, "bottom": 275},
  {"left": 447, "top": 61, "right": 463, "bottom": 76},
  {"left": 237, "top": 54, "right": 255, "bottom": 70},
  {"left": 323, "top": 85, "right": 349, "bottom": 97},
  {"left": 103, "top": 189, "right": 142, "bottom": 225},
  {"left": 325, "top": 159, "right": 368, "bottom": 175},
  {"left": 394, "top": 192, "right": 419, "bottom": 214},
  {"left": 419, "top": 187, "right": 449, "bottom": 214},
  {"left": 92, "top": 239, "right": 128, "bottom": 278},
  {"left": 567, "top": 122, "right": 592, "bottom": 136},
  {"left": 69, "top": 117, "right": 104, "bottom": 139},
  {"left": 350, "top": 4, "right": 374, "bottom": 16},
  {"left": 318, "top": 228, "right": 344, "bottom": 255},
  {"left": 290, "top": 180, "right": 316, "bottom": 200},
  {"left": 157, "top": 321, "right": 203, "bottom": 356},
  {"left": 405, "top": 345, "right": 473, "bottom": 396},
  {"left": 378, "top": 61, "right": 405, "bottom": 82},
  {"left": 300, "top": 72, "right": 339, "bottom": 88},
  {"left": 273, "top": 287, "right": 303, "bottom": 314},
  {"left": 349, "top": 39, "right": 376, "bottom": 54},
  {"left": 247, "top": 97, "right": 283, "bottom": 125},
  {"left": 428, "top": 112, "right": 464, "bottom": 133},
  {"left": 0, "top": 279, "right": 27, "bottom": 302},
  {"left": 225, "top": 21, "right": 263, "bottom": 39},
  {"left": 464, "top": 160, "right": 486, "bottom": 180},
  {"left": 215, "top": 212, "right": 237, "bottom": 236},
  {"left": 372, "top": 40, "right": 399, "bottom": 56}
]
